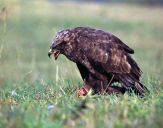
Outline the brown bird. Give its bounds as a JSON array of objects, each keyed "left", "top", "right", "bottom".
[{"left": 48, "top": 27, "right": 149, "bottom": 96}]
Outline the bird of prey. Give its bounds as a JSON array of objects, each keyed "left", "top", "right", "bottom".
[{"left": 48, "top": 27, "right": 149, "bottom": 96}]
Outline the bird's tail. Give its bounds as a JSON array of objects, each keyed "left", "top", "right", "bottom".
[
  {"left": 131, "top": 81, "right": 150, "bottom": 96},
  {"left": 118, "top": 74, "right": 150, "bottom": 96}
]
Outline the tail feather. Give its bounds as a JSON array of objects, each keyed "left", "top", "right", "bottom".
[
  {"left": 117, "top": 74, "right": 149, "bottom": 96},
  {"left": 135, "top": 81, "right": 149, "bottom": 95}
]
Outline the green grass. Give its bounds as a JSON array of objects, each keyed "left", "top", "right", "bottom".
[{"left": 0, "top": 1, "right": 163, "bottom": 128}]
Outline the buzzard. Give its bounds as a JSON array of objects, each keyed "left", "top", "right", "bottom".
[{"left": 48, "top": 27, "right": 149, "bottom": 96}]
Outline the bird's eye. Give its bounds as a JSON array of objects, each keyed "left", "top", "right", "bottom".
[{"left": 56, "top": 35, "right": 59, "bottom": 39}]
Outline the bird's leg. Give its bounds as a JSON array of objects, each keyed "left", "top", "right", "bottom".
[
  {"left": 84, "top": 74, "right": 126, "bottom": 95},
  {"left": 77, "top": 79, "right": 126, "bottom": 96},
  {"left": 84, "top": 74, "right": 107, "bottom": 95},
  {"left": 77, "top": 74, "right": 104, "bottom": 96}
]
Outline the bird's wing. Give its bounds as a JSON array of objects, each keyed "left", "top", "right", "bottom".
[
  {"left": 79, "top": 34, "right": 142, "bottom": 80},
  {"left": 86, "top": 42, "right": 146, "bottom": 93},
  {"left": 78, "top": 31, "right": 136, "bottom": 74},
  {"left": 87, "top": 42, "right": 133, "bottom": 74}
]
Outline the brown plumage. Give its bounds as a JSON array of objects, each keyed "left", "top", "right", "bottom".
[{"left": 48, "top": 27, "right": 149, "bottom": 96}]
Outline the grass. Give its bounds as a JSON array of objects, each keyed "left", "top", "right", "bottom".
[{"left": 0, "top": 1, "right": 163, "bottom": 128}]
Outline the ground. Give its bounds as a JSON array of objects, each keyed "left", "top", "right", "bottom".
[{"left": 0, "top": 1, "right": 163, "bottom": 128}]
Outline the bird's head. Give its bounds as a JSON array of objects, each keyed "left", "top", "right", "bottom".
[{"left": 48, "top": 29, "right": 75, "bottom": 60}]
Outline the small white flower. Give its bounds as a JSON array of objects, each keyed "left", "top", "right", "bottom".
[
  {"left": 11, "top": 90, "right": 17, "bottom": 96},
  {"left": 48, "top": 104, "right": 55, "bottom": 111}
]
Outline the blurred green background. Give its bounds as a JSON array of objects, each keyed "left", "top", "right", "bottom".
[{"left": 0, "top": 0, "right": 163, "bottom": 128}]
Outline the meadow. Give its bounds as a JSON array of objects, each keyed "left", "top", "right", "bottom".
[{"left": 0, "top": 1, "right": 163, "bottom": 128}]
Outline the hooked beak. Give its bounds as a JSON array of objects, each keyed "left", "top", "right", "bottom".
[{"left": 48, "top": 48, "right": 60, "bottom": 60}]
